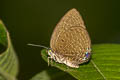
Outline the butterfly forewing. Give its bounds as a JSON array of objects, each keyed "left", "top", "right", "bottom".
[{"left": 50, "top": 8, "right": 91, "bottom": 65}]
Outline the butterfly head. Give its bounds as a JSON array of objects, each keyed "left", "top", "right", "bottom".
[
  {"left": 48, "top": 49, "right": 52, "bottom": 56},
  {"left": 47, "top": 49, "right": 57, "bottom": 60}
]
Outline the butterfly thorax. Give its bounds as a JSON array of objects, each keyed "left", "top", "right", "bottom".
[{"left": 47, "top": 49, "right": 65, "bottom": 63}]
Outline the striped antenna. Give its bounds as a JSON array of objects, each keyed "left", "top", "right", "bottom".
[{"left": 27, "top": 43, "right": 49, "bottom": 49}]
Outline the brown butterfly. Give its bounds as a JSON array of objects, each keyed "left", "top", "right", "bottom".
[
  {"left": 28, "top": 8, "right": 91, "bottom": 68},
  {"left": 28, "top": 8, "right": 107, "bottom": 80},
  {"left": 48, "top": 8, "right": 91, "bottom": 68}
]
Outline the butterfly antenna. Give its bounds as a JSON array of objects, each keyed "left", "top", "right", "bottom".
[
  {"left": 27, "top": 43, "right": 49, "bottom": 49},
  {"left": 91, "top": 60, "right": 106, "bottom": 80}
]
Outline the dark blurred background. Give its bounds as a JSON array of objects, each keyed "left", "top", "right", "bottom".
[{"left": 0, "top": 0, "right": 120, "bottom": 80}]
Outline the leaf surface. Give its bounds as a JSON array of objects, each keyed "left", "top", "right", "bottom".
[
  {"left": 41, "top": 44, "right": 120, "bottom": 80},
  {"left": 0, "top": 21, "right": 19, "bottom": 80}
]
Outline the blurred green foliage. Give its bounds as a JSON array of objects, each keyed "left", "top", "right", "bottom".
[
  {"left": 0, "top": 0, "right": 120, "bottom": 80},
  {"left": 0, "top": 21, "right": 18, "bottom": 80}
]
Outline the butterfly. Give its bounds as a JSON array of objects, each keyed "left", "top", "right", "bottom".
[{"left": 28, "top": 8, "right": 91, "bottom": 68}]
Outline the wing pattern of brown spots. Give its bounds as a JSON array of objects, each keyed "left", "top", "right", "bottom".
[{"left": 50, "top": 8, "right": 91, "bottom": 64}]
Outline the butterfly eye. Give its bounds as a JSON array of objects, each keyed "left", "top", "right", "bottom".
[{"left": 48, "top": 50, "right": 52, "bottom": 55}]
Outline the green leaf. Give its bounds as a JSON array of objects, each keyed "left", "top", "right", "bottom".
[
  {"left": 41, "top": 44, "right": 120, "bottom": 80},
  {"left": 30, "top": 67, "right": 76, "bottom": 80},
  {"left": 0, "top": 20, "right": 19, "bottom": 80},
  {"left": 30, "top": 70, "right": 51, "bottom": 80}
]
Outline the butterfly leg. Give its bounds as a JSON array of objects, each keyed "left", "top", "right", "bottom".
[
  {"left": 48, "top": 56, "right": 53, "bottom": 66},
  {"left": 48, "top": 57, "right": 51, "bottom": 66},
  {"left": 51, "top": 57, "right": 54, "bottom": 66}
]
